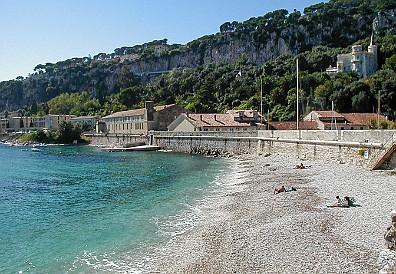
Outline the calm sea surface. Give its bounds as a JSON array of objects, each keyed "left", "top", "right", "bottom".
[{"left": 0, "top": 143, "right": 232, "bottom": 273}]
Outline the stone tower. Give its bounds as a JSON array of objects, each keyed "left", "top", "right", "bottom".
[{"left": 368, "top": 33, "right": 378, "bottom": 72}]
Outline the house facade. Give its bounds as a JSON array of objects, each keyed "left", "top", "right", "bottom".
[
  {"left": 326, "top": 36, "right": 378, "bottom": 78},
  {"left": 0, "top": 114, "right": 78, "bottom": 133},
  {"left": 44, "top": 115, "right": 77, "bottom": 129},
  {"left": 99, "top": 101, "right": 189, "bottom": 134},
  {"left": 304, "top": 110, "right": 387, "bottom": 130},
  {"left": 168, "top": 110, "right": 263, "bottom": 132},
  {"left": 69, "top": 116, "right": 99, "bottom": 130}
]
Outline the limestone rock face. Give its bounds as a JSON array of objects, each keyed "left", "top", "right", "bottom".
[
  {"left": 1, "top": 8, "right": 396, "bottom": 112},
  {"left": 126, "top": 10, "right": 396, "bottom": 76}
]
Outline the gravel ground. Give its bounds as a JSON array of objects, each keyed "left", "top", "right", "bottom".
[{"left": 141, "top": 154, "right": 396, "bottom": 274}]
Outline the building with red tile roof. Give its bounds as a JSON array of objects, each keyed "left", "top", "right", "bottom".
[
  {"left": 304, "top": 110, "right": 388, "bottom": 130},
  {"left": 168, "top": 110, "right": 263, "bottom": 132}
]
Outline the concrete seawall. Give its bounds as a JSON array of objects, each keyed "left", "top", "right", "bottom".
[{"left": 86, "top": 130, "right": 396, "bottom": 170}]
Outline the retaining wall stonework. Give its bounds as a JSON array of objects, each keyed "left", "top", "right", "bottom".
[
  {"left": 86, "top": 130, "right": 396, "bottom": 169},
  {"left": 86, "top": 134, "right": 149, "bottom": 147}
]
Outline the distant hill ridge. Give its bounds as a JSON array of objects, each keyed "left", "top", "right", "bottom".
[{"left": 0, "top": 0, "right": 396, "bottom": 113}]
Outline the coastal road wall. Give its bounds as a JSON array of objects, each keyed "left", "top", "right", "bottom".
[
  {"left": 153, "top": 130, "right": 395, "bottom": 169},
  {"left": 86, "top": 130, "right": 396, "bottom": 169}
]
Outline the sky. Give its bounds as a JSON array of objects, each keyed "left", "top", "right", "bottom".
[{"left": 0, "top": 0, "right": 326, "bottom": 82}]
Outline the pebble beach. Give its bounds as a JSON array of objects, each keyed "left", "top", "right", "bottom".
[{"left": 141, "top": 153, "right": 396, "bottom": 273}]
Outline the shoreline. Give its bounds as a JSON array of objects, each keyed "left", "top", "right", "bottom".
[
  {"left": 2, "top": 139, "right": 395, "bottom": 272},
  {"left": 140, "top": 153, "right": 396, "bottom": 273}
]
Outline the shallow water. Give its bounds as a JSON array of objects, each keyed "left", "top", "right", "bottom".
[{"left": 0, "top": 144, "right": 232, "bottom": 273}]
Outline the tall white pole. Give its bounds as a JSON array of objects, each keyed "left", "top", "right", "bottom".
[
  {"left": 260, "top": 78, "right": 263, "bottom": 126},
  {"left": 377, "top": 90, "right": 380, "bottom": 129},
  {"left": 331, "top": 100, "right": 334, "bottom": 130},
  {"left": 296, "top": 58, "right": 299, "bottom": 131}
]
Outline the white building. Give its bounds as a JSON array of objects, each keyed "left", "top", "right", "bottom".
[
  {"left": 326, "top": 35, "right": 378, "bottom": 78},
  {"left": 99, "top": 101, "right": 189, "bottom": 134}
]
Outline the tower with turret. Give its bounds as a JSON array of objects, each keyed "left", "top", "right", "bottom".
[{"left": 326, "top": 34, "right": 378, "bottom": 78}]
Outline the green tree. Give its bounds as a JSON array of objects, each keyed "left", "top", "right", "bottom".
[
  {"left": 370, "top": 70, "right": 396, "bottom": 118},
  {"left": 383, "top": 53, "right": 396, "bottom": 71},
  {"left": 55, "top": 121, "right": 82, "bottom": 144},
  {"left": 30, "top": 129, "right": 49, "bottom": 143},
  {"left": 118, "top": 86, "right": 143, "bottom": 108},
  {"left": 30, "top": 100, "right": 38, "bottom": 115},
  {"left": 348, "top": 81, "right": 374, "bottom": 112}
]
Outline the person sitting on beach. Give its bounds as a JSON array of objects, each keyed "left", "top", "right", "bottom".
[
  {"left": 285, "top": 186, "right": 297, "bottom": 192},
  {"left": 384, "top": 210, "right": 396, "bottom": 250},
  {"left": 274, "top": 185, "right": 286, "bottom": 194},
  {"left": 328, "top": 196, "right": 349, "bottom": 207},
  {"left": 344, "top": 196, "right": 355, "bottom": 207}
]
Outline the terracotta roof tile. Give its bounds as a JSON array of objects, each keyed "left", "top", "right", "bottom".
[
  {"left": 341, "top": 113, "right": 387, "bottom": 126},
  {"left": 102, "top": 104, "right": 178, "bottom": 119},
  {"left": 314, "top": 110, "right": 344, "bottom": 118},
  {"left": 102, "top": 108, "right": 145, "bottom": 119},
  {"left": 186, "top": 113, "right": 253, "bottom": 128},
  {"left": 225, "top": 109, "right": 261, "bottom": 118}
]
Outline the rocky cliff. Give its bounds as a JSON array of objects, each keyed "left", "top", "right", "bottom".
[
  {"left": 0, "top": 4, "right": 396, "bottom": 112},
  {"left": 128, "top": 8, "right": 396, "bottom": 75}
]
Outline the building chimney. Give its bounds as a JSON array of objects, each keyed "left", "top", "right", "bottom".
[
  {"left": 214, "top": 114, "right": 217, "bottom": 121},
  {"left": 145, "top": 101, "right": 154, "bottom": 121}
]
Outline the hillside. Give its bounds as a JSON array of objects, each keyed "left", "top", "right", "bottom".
[{"left": 1, "top": 0, "right": 396, "bottom": 122}]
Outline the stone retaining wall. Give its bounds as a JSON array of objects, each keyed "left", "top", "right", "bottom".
[
  {"left": 153, "top": 135, "right": 385, "bottom": 169},
  {"left": 85, "top": 133, "right": 149, "bottom": 147},
  {"left": 86, "top": 130, "right": 396, "bottom": 169}
]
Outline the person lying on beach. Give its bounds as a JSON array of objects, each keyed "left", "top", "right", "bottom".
[
  {"left": 274, "top": 186, "right": 297, "bottom": 194},
  {"left": 295, "top": 163, "right": 305, "bottom": 169},
  {"left": 274, "top": 185, "right": 286, "bottom": 194}
]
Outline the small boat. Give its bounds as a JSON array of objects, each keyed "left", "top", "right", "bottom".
[{"left": 31, "top": 147, "right": 41, "bottom": 152}]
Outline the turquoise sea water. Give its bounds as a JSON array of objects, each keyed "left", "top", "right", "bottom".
[{"left": 0, "top": 143, "right": 231, "bottom": 273}]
